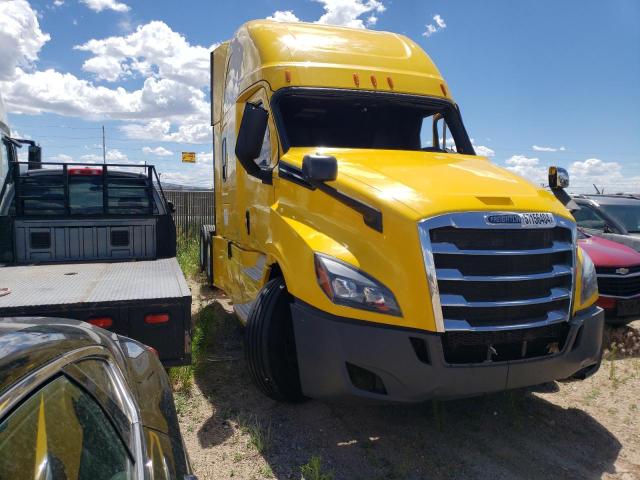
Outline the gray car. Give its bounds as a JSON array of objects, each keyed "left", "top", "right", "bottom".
[
  {"left": 0, "top": 317, "right": 195, "bottom": 479},
  {"left": 572, "top": 195, "right": 640, "bottom": 252}
]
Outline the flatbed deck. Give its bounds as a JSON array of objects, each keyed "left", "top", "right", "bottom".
[
  {"left": 0, "top": 258, "right": 192, "bottom": 364},
  {"left": 0, "top": 258, "right": 190, "bottom": 310}
]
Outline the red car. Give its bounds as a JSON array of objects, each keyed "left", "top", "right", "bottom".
[{"left": 578, "top": 230, "right": 640, "bottom": 325}]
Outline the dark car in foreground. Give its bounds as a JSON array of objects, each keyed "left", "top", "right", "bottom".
[{"left": 0, "top": 317, "right": 194, "bottom": 479}]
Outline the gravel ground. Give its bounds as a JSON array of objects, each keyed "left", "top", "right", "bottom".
[{"left": 178, "top": 282, "right": 640, "bottom": 480}]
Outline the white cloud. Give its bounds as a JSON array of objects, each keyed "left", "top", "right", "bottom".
[
  {"left": 0, "top": 0, "right": 50, "bottom": 80},
  {"left": 121, "top": 117, "right": 211, "bottom": 143},
  {"left": 81, "top": 148, "right": 128, "bottom": 163},
  {"left": 3, "top": 68, "right": 209, "bottom": 122},
  {"left": 267, "top": 10, "right": 301, "bottom": 22},
  {"left": 433, "top": 14, "right": 446, "bottom": 29},
  {"left": 53, "top": 0, "right": 65, "bottom": 6},
  {"left": 504, "top": 155, "right": 640, "bottom": 192},
  {"left": 74, "top": 21, "right": 215, "bottom": 88},
  {"left": 143, "top": 146, "right": 173, "bottom": 157},
  {"left": 315, "top": 0, "right": 386, "bottom": 29},
  {"left": 50, "top": 153, "right": 73, "bottom": 162},
  {"left": 474, "top": 145, "right": 495, "bottom": 157},
  {"left": 505, "top": 155, "right": 547, "bottom": 186},
  {"left": 80, "top": 0, "right": 130, "bottom": 13},
  {"left": 423, "top": 14, "right": 446, "bottom": 38},
  {"left": 269, "top": 0, "right": 387, "bottom": 29},
  {"left": 532, "top": 145, "right": 566, "bottom": 152}
]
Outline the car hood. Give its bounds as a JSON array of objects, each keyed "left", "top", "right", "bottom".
[
  {"left": 578, "top": 234, "right": 640, "bottom": 267},
  {"left": 281, "top": 147, "right": 571, "bottom": 219}
]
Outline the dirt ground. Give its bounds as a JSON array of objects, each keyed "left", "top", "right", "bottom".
[{"left": 178, "top": 281, "right": 640, "bottom": 480}]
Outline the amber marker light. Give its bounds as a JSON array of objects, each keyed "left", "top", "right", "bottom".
[{"left": 386, "top": 76, "right": 394, "bottom": 89}]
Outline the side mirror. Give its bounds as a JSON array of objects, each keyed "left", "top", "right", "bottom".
[
  {"left": 302, "top": 154, "right": 337, "bottom": 182},
  {"left": 548, "top": 166, "right": 569, "bottom": 189},
  {"left": 235, "top": 103, "right": 268, "bottom": 165},
  {"left": 27, "top": 144, "right": 42, "bottom": 170},
  {"left": 166, "top": 200, "right": 175, "bottom": 214}
]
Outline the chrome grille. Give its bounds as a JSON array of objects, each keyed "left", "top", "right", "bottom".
[{"left": 418, "top": 212, "right": 576, "bottom": 331}]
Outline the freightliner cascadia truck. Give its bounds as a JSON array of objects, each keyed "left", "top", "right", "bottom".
[{"left": 199, "top": 20, "right": 604, "bottom": 402}]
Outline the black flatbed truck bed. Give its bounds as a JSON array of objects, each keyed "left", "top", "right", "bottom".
[{"left": 0, "top": 257, "right": 191, "bottom": 366}]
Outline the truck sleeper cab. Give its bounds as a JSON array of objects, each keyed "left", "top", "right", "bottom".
[{"left": 203, "top": 21, "right": 604, "bottom": 402}]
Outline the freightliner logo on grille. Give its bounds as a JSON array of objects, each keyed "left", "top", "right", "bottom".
[{"left": 485, "top": 212, "right": 556, "bottom": 228}]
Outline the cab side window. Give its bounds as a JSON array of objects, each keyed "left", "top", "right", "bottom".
[
  {"left": 0, "top": 375, "right": 133, "bottom": 480},
  {"left": 255, "top": 125, "right": 271, "bottom": 170},
  {"left": 420, "top": 114, "right": 457, "bottom": 152}
]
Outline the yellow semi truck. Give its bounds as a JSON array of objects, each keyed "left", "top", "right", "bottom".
[{"left": 201, "top": 20, "right": 604, "bottom": 402}]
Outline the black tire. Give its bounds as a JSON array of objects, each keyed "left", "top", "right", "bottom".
[
  {"left": 200, "top": 224, "right": 215, "bottom": 281},
  {"left": 245, "top": 278, "right": 305, "bottom": 402},
  {"left": 199, "top": 227, "right": 206, "bottom": 272},
  {"left": 205, "top": 235, "right": 213, "bottom": 286}
]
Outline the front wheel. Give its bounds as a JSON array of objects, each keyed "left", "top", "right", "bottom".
[{"left": 245, "top": 278, "right": 305, "bottom": 402}]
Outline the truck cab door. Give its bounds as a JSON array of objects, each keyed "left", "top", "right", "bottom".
[{"left": 226, "top": 87, "right": 277, "bottom": 308}]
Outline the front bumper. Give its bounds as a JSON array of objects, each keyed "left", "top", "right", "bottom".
[{"left": 291, "top": 301, "right": 604, "bottom": 402}]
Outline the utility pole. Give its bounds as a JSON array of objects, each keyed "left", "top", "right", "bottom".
[{"left": 102, "top": 125, "right": 106, "bottom": 164}]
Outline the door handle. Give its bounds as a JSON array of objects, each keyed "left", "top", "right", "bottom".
[{"left": 245, "top": 210, "right": 251, "bottom": 235}]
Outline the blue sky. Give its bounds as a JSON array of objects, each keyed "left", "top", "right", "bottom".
[{"left": 1, "top": 0, "right": 639, "bottom": 190}]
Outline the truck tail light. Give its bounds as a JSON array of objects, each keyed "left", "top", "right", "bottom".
[
  {"left": 88, "top": 316, "right": 113, "bottom": 328},
  {"left": 69, "top": 167, "right": 103, "bottom": 176},
  {"left": 145, "top": 313, "right": 169, "bottom": 324}
]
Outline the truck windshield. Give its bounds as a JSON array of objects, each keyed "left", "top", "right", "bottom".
[
  {"left": 599, "top": 203, "right": 640, "bottom": 233},
  {"left": 274, "top": 90, "right": 475, "bottom": 155}
]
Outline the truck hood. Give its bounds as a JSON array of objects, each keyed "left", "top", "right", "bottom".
[
  {"left": 578, "top": 233, "right": 640, "bottom": 268},
  {"left": 282, "top": 147, "right": 570, "bottom": 219}
]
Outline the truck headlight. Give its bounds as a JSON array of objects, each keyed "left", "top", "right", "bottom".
[
  {"left": 314, "top": 254, "right": 401, "bottom": 316},
  {"left": 580, "top": 248, "right": 598, "bottom": 304}
]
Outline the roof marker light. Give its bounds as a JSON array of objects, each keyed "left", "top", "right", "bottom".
[
  {"left": 370, "top": 75, "right": 377, "bottom": 88},
  {"left": 284, "top": 70, "right": 291, "bottom": 83},
  {"left": 386, "top": 76, "right": 394, "bottom": 89},
  {"left": 353, "top": 73, "right": 360, "bottom": 87},
  {"left": 440, "top": 83, "right": 448, "bottom": 97}
]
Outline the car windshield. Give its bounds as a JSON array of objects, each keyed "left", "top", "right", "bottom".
[
  {"left": 275, "top": 90, "right": 475, "bottom": 154},
  {"left": 599, "top": 203, "right": 640, "bottom": 233}
]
